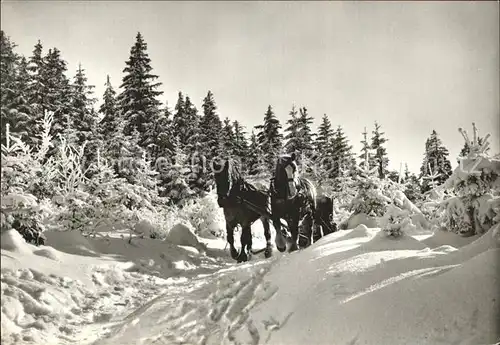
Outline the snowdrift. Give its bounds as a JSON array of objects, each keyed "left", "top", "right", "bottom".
[{"left": 2, "top": 221, "right": 499, "bottom": 345}]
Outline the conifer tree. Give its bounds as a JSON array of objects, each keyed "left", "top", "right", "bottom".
[
  {"left": 247, "top": 129, "right": 268, "bottom": 177},
  {"left": 11, "top": 57, "right": 32, "bottom": 139},
  {"left": 71, "top": 64, "right": 98, "bottom": 147},
  {"left": 0, "top": 32, "right": 30, "bottom": 142},
  {"left": 1, "top": 30, "right": 19, "bottom": 142},
  {"left": 221, "top": 117, "right": 237, "bottom": 159},
  {"left": 183, "top": 95, "right": 200, "bottom": 151},
  {"left": 371, "top": 122, "right": 389, "bottom": 179},
  {"left": 172, "top": 91, "right": 186, "bottom": 144},
  {"left": 116, "top": 32, "right": 163, "bottom": 149},
  {"left": 404, "top": 172, "right": 421, "bottom": 203},
  {"left": 458, "top": 136, "right": 488, "bottom": 161},
  {"left": 233, "top": 120, "right": 249, "bottom": 170},
  {"left": 313, "top": 114, "right": 335, "bottom": 180},
  {"left": 25, "top": 40, "right": 46, "bottom": 147},
  {"left": 314, "top": 114, "right": 334, "bottom": 155},
  {"left": 199, "top": 90, "right": 222, "bottom": 161},
  {"left": 359, "top": 127, "right": 374, "bottom": 170},
  {"left": 284, "top": 105, "right": 314, "bottom": 160},
  {"left": 419, "top": 130, "right": 453, "bottom": 193},
  {"left": 284, "top": 105, "right": 300, "bottom": 154},
  {"left": 99, "top": 75, "right": 118, "bottom": 138},
  {"left": 332, "top": 126, "right": 355, "bottom": 178},
  {"left": 255, "top": 105, "right": 283, "bottom": 171},
  {"left": 297, "top": 106, "right": 314, "bottom": 158},
  {"left": 43, "top": 47, "right": 73, "bottom": 138}
]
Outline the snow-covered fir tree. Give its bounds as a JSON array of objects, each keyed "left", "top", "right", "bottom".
[
  {"left": 0, "top": 32, "right": 31, "bottom": 143},
  {"left": 70, "top": 64, "right": 98, "bottom": 164},
  {"left": 157, "top": 136, "right": 192, "bottom": 204},
  {"left": 358, "top": 127, "right": 374, "bottom": 170},
  {"left": 43, "top": 47, "right": 73, "bottom": 139},
  {"left": 221, "top": 118, "right": 237, "bottom": 160},
  {"left": 183, "top": 95, "right": 201, "bottom": 152},
  {"left": 148, "top": 104, "right": 174, "bottom": 162},
  {"left": 312, "top": 114, "right": 335, "bottom": 181},
  {"left": 371, "top": 121, "right": 389, "bottom": 179},
  {"left": 116, "top": 32, "right": 163, "bottom": 151},
  {"left": 419, "top": 130, "right": 452, "bottom": 193},
  {"left": 403, "top": 163, "right": 422, "bottom": 203},
  {"left": 437, "top": 123, "right": 500, "bottom": 236},
  {"left": 284, "top": 105, "right": 299, "bottom": 154},
  {"left": 173, "top": 91, "right": 186, "bottom": 141},
  {"left": 332, "top": 125, "right": 356, "bottom": 178},
  {"left": 255, "top": 105, "right": 283, "bottom": 172},
  {"left": 232, "top": 120, "right": 250, "bottom": 172},
  {"left": 314, "top": 114, "right": 334, "bottom": 155},
  {"left": 348, "top": 151, "right": 389, "bottom": 218},
  {"left": 24, "top": 40, "right": 47, "bottom": 147},
  {"left": 98, "top": 75, "right": 118, "bottom": 139},
  {"left": 199, "top": 90, "right": 223, "bottom": 162},
  {"left": 283, "top": 106, "right": 314, "bottom": 162},
  {"left": 247, "top": 129, "right": 268, "bottom": 178},
  {"left": 297, "top": 106, "right": 315, "bottom": 159}
]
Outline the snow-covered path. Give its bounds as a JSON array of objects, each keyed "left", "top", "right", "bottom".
[{"left": 2, "top": 223, "right": 499, "bottom": 345}]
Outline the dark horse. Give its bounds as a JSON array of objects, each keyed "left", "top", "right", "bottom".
[
  {"left": 270, "top": 153, "right": 317, "bottom": 252},
  {"left": 307, "top": 195, "right": 338, "bottom": 246},
  {"left": 212, "top": 159, "right": 273, "bottom": 262}
]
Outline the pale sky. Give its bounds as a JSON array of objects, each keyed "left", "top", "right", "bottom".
[{"left": 1, "top": 1, "right": 499, "bottom": 174}]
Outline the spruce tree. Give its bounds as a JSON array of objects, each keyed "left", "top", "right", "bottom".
[
  {"left": 199, "top": 90, "right": 222, "bottom": 161},
  {"left": 43, "top": 47, "right": 72, "bottom": 138},
  {"left": 359, "top": 127, "right": 374, "bottom": 170},
  {"left": 297, "top": 106, "right": 314, "bottom": 158},
  {"left": 458, "top": 136, "right": 488, "bottom": 162},
  {"left": 233, "top": 120, "right": 249, "bottom": 171},
  {"left": 314, "top": 114, "right": 334, "bottom": 155},
  {"left": 255, "top": 105, "right": 283, "bottom": 172},
  {"left": 116, "top": 32, "right": 163, "bottom": 149},
  {"left": 99, "top": 75, "right": 118, "bottom": 138},
  {"left": 71, "top": 63, "right": 98, "bottom": 147},
  {"left": 314, "top": 114, "right": 335, "bottom": 180},
  {"left": 183, "top": 95, "right": 200, "bottom": 151},
  {"left": 419, "top": 130, "right": 453, "bottom": 193},
  {"left": 221, "top": 117, "right": 237, "bottom": 159},
  {"left": 12, "top": 57, "right": 32, "bottom": 140},
  {"left": 0, "top": 32, "right": 30, "bottom": 142},
  {"left": 172, "top": 91, "right": 186, "bottom": 145},
  {"left": 284, "top": 105, "right": 314, "bottom": 160},
  {"left": 1, "top": 30, "right": 19, "bottom": 142},
  {"left": 147, "top": 103, "right": 174, "bottom": 162},
  {"left": 25, "top": 40, "right": 46, "bottom": 146},
  {"left": 331, "top": 126, "right": 355, "bottom": 178},
  {"left": 284, "top": 105, "right": 300, "bottom": 154},
  {"left": 247, "top": 129, "right": 268, "bottom": 177},
  {"left": 371, "top": 122, "right": 389, "bottom": 179}
]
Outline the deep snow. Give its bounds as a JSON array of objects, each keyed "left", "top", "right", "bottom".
[{"left": 1, "top": 220, "right": 499, "bottom": 345}]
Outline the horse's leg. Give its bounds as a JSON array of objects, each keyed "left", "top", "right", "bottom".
[
  {"left": 237, "top": 223, "right": 252, "bottom": 263},
  {"left": 312, "top": 217, "right": 323, "bottom": 243},
  {"left": 273, "top": 217, "right": 287, "bottom": 252},
  {"left": 299, "top": 213, "right": 314, "bottom": 249},
  {"left": 261, "top": 217, "right": 272, "bottom": 258},
  {"left": 288, "top": 213, "right": 300, "bottom": 252},
  {"left": 226, "top": 220, "right": 239, "bottom": 260}
]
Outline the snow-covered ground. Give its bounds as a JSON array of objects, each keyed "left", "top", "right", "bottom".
[{"left": 1, "top": 220, "right": 499, "bottom": 345}]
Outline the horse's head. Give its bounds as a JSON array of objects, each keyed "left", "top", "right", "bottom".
[
  {"left": 212, "top": 158, "right": 241, "bottom": 207},
  {"left": 273, "top": 153, "right": 299, "bottom": 200}
]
